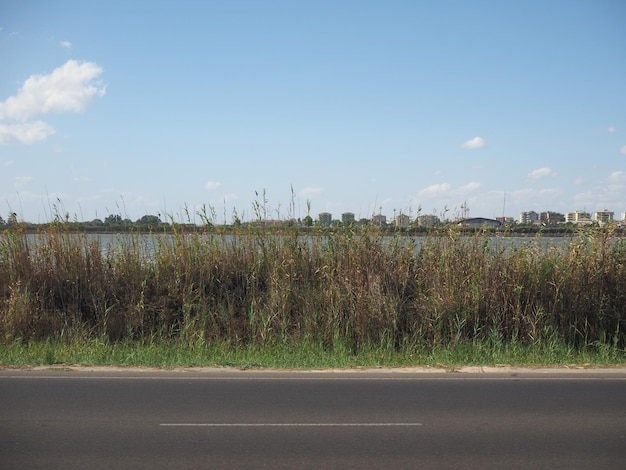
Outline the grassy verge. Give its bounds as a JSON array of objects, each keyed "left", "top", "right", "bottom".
[
  {"left": 1, "top": 220, "right": 625, "bottom": 368},
  {"left": 1, "top": 334, "right": 624, "bottom": 369}
]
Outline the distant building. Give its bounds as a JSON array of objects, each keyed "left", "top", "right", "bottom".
[
  {"left": 495, "top": 216, "right": 515, "bottom": 225},
  {"left": 417, "top": 214, "right": 440, "bottom": 228},
  {"left": 594, "top": 210, "right": 614, "bottom": 224},
  {"left": 395, "top": 213, "right": 410, "bottom": 228},
  {"left": 341, "top": 212, "right": 355, "bottom": 225},
  {"left": 519, "top": 211, "right": 539, "bottom": 224},
  {"left": 371, "top": 214, "right": 387, "bottom": 226},
  {"left": 260, "top": 219, "right": 282, "bottom": 227},
  {"left": 319, "top": 212, "right": 332, "bottom": 226},
  {"left": 566, "top": 210, "right": 592, "bottom": 225},
  {"left": 539, "top": 211, "right": 565, "bottom": 225},
  {"left": 457, "top": 217, "right": 502, "bottom": 228}
]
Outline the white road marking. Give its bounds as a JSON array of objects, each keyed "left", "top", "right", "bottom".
[{"left": 160, "top": 422, "right": 423, "bottom": 427}]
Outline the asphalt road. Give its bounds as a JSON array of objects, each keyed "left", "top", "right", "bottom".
[{"left": 1, "top": 368, "right": 625, "bottom": 469}]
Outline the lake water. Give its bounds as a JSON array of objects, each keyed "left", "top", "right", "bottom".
[{"left": 16, "top": 232, "right": 576, "bottom": 259}]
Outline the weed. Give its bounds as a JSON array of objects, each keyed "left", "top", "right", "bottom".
[{"left": 1, "top": 218, "right": 625, "bottom": 365}]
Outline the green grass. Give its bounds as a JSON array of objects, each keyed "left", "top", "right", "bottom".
[{"left": 2, "top": 334, "right": 624, "bottom": 369}]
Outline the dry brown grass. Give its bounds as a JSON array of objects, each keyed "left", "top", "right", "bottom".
[{"left": 1, "top": 223, "right": 625, "bottom": 352}]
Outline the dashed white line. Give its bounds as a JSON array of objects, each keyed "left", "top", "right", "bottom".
[{"left": 160, "top": 422, "right": 423, "bottom": 427}]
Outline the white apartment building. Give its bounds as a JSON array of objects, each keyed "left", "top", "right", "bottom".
[
  {"left": 566, "top": 210, "right": 592, "bottom": 224},
  {"left": 519, "top": 211, "right": 539, "bottom": 224},
  {"left": 594, "top": 210, "right": 614, "bottom": 224}
]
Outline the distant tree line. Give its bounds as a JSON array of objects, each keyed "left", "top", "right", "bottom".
[
  {"left": 1, "top": 212, "right": 624, "bottom": 236},
  {"left": 0, "top": 213, "right": 171, "bottom": 233}
]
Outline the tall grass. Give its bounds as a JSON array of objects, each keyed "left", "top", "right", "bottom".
[{"left": 1, "top": 221, "right": 625, "bottom": 361}]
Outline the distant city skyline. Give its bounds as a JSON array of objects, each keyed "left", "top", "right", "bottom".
[
  {"left": 313, "top": 206, "right": 624, "bottom": 224},
  {"left": 1, "top": 1, "right": 625, "bottom": 224}
]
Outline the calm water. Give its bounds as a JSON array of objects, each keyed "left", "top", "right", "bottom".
[{"left": 17, "top": 232, "right": 575, "bottom": 258}]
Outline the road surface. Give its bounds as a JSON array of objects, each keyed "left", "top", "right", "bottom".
[{"left": 1, "top": 367, "right": 625, "bottom": 469}]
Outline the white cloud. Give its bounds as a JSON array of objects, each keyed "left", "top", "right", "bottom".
[
  {"left": 527, "top": 167, "right": 554, "bottom": 180},
  {"left": 223, "top": 193, "right": 238, "bottom": 203},
  {"left": 0, "top": 60, "right": 105, "bottom": 145},
  {"left": 14, "top": 176, "right": 33, "bottom": 188},
  {"left": 417, "top": 182, "right": 481, "bottom": 199},
  {"left": 620, "top": 145, "right": 626, "bottom": 155},
  {"left": 60, "top": 40, "right": 72, "bottom": 48},
  {"left": 204, "top": 181, "right": 222, "bottom": 190},
  {"left": 461, "top": 136, "right": 486, "bottom": 149},
  {"left": 0, "top": 60, "right": 106, "bottom": 121},
  {"left": 0, "top": 120, "right": 55, "bottom": 144},
  {"left": 299, "top": 187, "right": 324, "bottom": 198},
  {"left": 608, "top": 171, "right": 626, "bottom": 189},
  {"left": 570, "top": 172, "right": 626, "bottom": 210},
  {"left": 458, "top": 181, "right": 481, "bottom": 192},
  {"left": 0, "top": 60, "right": 105, "bottom": 121},
  {"left": 418, "top": 183, "right": 451, "bottom": 198},
  {"left": 608, "top": 127, "right": 616, "bottom": 133},
  {"left": 511, "top": 187, "right": 557, "bottom": 199}
]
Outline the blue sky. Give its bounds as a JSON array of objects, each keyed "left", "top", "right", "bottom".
[{"left": 1, "top": 0, "right": 625, "bottom": 224}]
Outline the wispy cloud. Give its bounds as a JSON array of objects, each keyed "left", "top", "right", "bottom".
[
  {"left": 418, "top": 183, "right": 451, "bottom": 198},
  {"left": 459, "top": 181, "right": 481, "bottom": 192},
  {"left": 204, "top": 181, "right": 222, "bottom": 190},
  {"left": 0, "top": 121, "right": 55, "bottom": 145},
  {"left": 608, "top": 171, "right": 626, "bottom": 189},
  {"left": 527, "top": 167, "right": 554, "bottom": 180},
  {"left": 14, "top": 176, "right": 33, "bottom": 188},
  {"left": 0, "top": 60, "right": 105, "bottom": 144},
  {"left": 417, "top": 181, "right": 481, "bottom": 199},
  {"left": 608, "top": 127, "right": 616, "bottom": 133},
  {"left": 620, "top": 145, "right": 626, "bottom": 155},
  {"left": 299, "top": 187, "right": 324, "bottom": 198},
  {"left": 461, "top": 136, "right": 486, "bottom": 149},
  {"left": 60, "top": 40, "right": 72, "bottom": 48}
]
